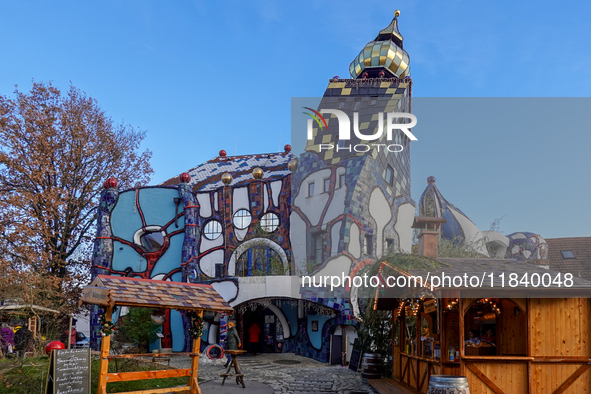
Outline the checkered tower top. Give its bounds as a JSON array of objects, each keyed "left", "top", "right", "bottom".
[{"left": 349, "top": 11, "right": 410, "bottom": 79}]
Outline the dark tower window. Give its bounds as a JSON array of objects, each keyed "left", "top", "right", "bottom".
[
  {"left": 364, "top": 234, "right": 373, "bottom": 255},
  {"left": 385, "top": 166, "right": 394, "bottom": 185}
]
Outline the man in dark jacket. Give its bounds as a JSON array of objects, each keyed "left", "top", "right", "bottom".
[
  {"left": 224, "top": 322, "right": 241, "bottom": 368},
  {"left": 14, "top": 325, "right": 33, "bottom": 357}
]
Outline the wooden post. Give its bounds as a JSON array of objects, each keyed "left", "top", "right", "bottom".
[
  {"left": 189, "top": 310, "right": 203, "bottom": 394},
  {"left": 97, "top": 306, "right": 113, "bottom": 394},
  {"left": 458, "top": 295, "right": 464, "bottom": 377},
  {"left": 400, "top": 306, "right": 405, "bottom": 383},
  {"left": 67, "top": 314, "right": 73, "bottom": 349}
]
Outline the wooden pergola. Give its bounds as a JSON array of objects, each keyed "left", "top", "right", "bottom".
[{"left": 81, "top": 275, "right": 234, "bottom": 394}]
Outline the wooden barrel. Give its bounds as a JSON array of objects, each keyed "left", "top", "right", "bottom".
[
  {"left": 427, "top": 375, "right": 470, "bottom": 394},
  {"left": 361, "top": 353, "right": 382, "bottom": 380}
]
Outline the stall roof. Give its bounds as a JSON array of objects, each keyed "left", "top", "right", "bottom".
[
  {"left": 425, "top": 257, "right": 591, "bottom": 290},
  {"left": 85, "top": 275, "right": 234, "bottom": 312},
  {"left": 375, "top": 257, "right": 591, "bottom": 309},
  {"left": 0, "top": 305, "right": 60, "bottom": 314}
]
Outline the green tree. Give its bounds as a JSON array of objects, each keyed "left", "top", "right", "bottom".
[{"left": 118, "top": 308, "right": 161, "bottom": 352}]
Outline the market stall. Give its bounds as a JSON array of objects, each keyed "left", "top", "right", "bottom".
[{"left": 375, "top": 259, "right": 591, "bottom": 394}]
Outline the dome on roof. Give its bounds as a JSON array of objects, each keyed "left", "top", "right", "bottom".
[
  {"left": 418, "top": 176, "right": 489, "bottom": 256},
  {"left": 505, "top": 232, "right": 549, "bottom": 263},
  {"left": 349, "top": 11, "right": 410, "bottom": 79}
]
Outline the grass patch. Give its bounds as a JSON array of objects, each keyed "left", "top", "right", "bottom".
[{"left": 0, "top": 356, "right": 191, "bottom": 394}]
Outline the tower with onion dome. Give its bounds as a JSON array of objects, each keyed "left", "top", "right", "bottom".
[{"left": 291, "top": 11, "right": 417, "bottom": 332}]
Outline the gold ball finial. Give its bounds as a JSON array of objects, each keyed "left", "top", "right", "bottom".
[
  {"left": 221, "top": 173, "right": 233, "bottom": 186},
  {"left": 288, "top": 159, "right": 298, "bottom": 172},
  {"left": 252, "top": 167, "right": 264, "bottom": 180},
  {"left": 394, "top": 10, "right": 401, "bottom": 17}
]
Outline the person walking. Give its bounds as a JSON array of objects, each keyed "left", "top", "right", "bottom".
[
  {"left": 224, "top": 322, "right": 241, "bottom": 368},
  {"left": 1, "top": 323, "right": 15, "bottom": 357},
  {"left": 247, "top": 322, "right": 261, "bottom": 354},
  {"left": 14, "top": 325, "right": 33, "bottom": 357}
]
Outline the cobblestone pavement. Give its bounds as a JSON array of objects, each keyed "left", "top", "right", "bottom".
[{"left": 169, "top": 353, "right": 375, "bottom": 394}]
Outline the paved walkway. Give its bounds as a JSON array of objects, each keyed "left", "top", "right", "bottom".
[{"left": 170, "top": 353, "right": 375, "bottom": 394}]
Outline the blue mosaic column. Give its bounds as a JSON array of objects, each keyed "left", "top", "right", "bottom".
[
  {"left": 90, "top": 179, "right": 119, "bottom": 351},
  {"left": 178, "top": 173, "right": 202, "bottom": 351}
]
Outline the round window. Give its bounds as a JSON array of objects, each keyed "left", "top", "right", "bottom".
[
  {"left": 204, "top": 220, "right": 223, "bottom": 240},
  {"left": 233, "top": 209, "right": 252, "bottom": 230},
  {"left": 140, "top": 231, "right": 165, "bottom": 252},
  {"left": 260, "top": 212, "right": 279, "bottom": 233}
]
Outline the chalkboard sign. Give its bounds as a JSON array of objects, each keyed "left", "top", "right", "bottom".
[
  {"left": 45, "top": 348, "right": 91, "bottom": 394},
  {"left": 349, "top": 348, "right": 362, "bottom": 372},
  {"left": 348, "top": 339, "right": 362, "bottom": 372}
]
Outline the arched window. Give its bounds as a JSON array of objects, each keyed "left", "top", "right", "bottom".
[{"left": 236, "top": 246, "right": 286, "bottom": 276}]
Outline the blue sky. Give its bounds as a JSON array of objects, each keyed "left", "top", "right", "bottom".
[{"left": 1, "top": 1, "right": 590, "bottom": 238}]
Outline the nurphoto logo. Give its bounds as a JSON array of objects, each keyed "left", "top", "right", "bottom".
[{"left": 303, "top": 107, "right": 417, "bottom": 153}]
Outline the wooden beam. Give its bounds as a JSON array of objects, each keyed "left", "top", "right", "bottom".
[
  {"left": 116, "top": 386, "right": 190, "bottom": 394},
  {"left": 107, "top": 368, "right": 191, "bottom": 382},
  {"left": 419, "top": 361, "right": 429, "bottom": 391},
  {"left": 532, "top": 357, "right": 591, "bottom": 363},
  {"left": 553, "top": 363, "right": 591, "bottom": 394},
  {"left": 107, "top": 353, "right": 199, "bottom": 359},
  {"left": 401, "top": 356, "right": 408, "bottom": 385},
  {"left": 97, "top": 306, "right": 113, "bottom": 394},
  {"left": 465, "top": 362, "right": 506, "bottom": 394},
  {"left": 189, "top": 310, "right": 203, "bottom": 394},
  {"left": 459, "top": 296, "right": 465, "bottom": 377}
]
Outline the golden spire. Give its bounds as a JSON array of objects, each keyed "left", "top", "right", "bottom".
[{"left": 349, "top": 11, "right": 410, "bottom": 79}]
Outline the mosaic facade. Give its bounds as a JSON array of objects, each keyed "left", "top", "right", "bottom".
[{"left": 90, "top": 13, "right": 418, "bottom": 363}]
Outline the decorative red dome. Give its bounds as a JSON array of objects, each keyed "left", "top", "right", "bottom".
[
  {"left": 284, "top": 144, "right": 292, "bottom": 153},
  {"left": 45, "top": 341, "right": 65, "bottom": 354},
  {"left": 219, "top": 150, "right": 227, "bottom": 157},
  {"left": 103, "top": 178, "right": 118, "bottom": 189},
  {"left": 179, "top": 172, "right": 191, "bottom": 183}
]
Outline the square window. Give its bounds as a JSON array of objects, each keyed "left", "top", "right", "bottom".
[
  {"left": 364, "top": 234, "right": 373, "bottom": 255},
  {"left": 354, "top": 100, "right": 361, "bottom": 111},
  {"left": 386, "top": 238, "right": 395, "bottom": 253},
  {"left": 369, "top": 97, "right": 377, "bottom": 106},
  {"left": 324, "top": 178, "right": 330, "bottom": 193},
  {"left": 312, "top": 233, "right": 323, "bottom": 264},
  {"left": 561, "top": 250, "right": 575, "bottom": 259},
  {"left": 385, "top": 166, "right": 394, "bottom": 185},
  {"left": 308, "top": 182, "right": 315, "bottom": 197},
  {"left": 338, "top": 100, "right": 345, "bottom": 109}
]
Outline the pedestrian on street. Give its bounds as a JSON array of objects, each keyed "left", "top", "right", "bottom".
[
  {"left": 224, "top": 322, "right": 241, "bottom": 368},
  {"left": 248, "top": 322, "right": 261, "bottom": 354}
]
